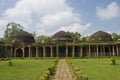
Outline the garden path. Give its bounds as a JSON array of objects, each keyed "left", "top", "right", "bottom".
[{"left": 54, "top": 59, "right": 76, "bottom": 80}]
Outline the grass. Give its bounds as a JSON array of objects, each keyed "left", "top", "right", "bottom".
[
  {"left": 68, "top": 58, "right": 120, "bottom": 80},
  {"left": 0, "top": 58, "right": 56, "bottom": 80}
]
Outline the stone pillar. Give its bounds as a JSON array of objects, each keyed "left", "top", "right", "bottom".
[
  {"left": 56, "top": 45, "right": 59, "bottom": 57},
  {"left": 10, "top": 47, "right": 13, "bottom": 57},
  {"left": 14, "top": 48, "right": 16, "bottom": 57},
  {"left": 36, "top": 46, "right": 39, "bottom": 58},
  {"left": 80, "top": 46, "right": 83, "bottom": 57},
  {"left": 29, "top": 46, "right": 31, "bottom": 58},
  {"left": 100, "top": 46, "right": 102, "bottom": 57},
  {"left": 108, "top": 47, "right": 111, "bottom": 56},
  {"left": 88, "top": 45, "right": 91, "bottom": 57},
  {"left": 50, "top": 46, "right": 53, "bottom": 57},
  {"left": 116, "top": 45, "right": 119, "bottom": 56},
  {"left": 72, "top": 46, "right": 75, "bottom": 57},
  {"left": 79, "top": 46, "right": 81, "bottom": 57},
  {"left": 43, "top": 46, "right": 46, "bottom": 57},
  {"left": 112, "top": 45, "right": 115, "bottom": 56},
  {"left": 66, "top": 46, "right": 68, "bottom": 57},
  {"left": 103, "top": 46, "right": 105, "bottom": 57},
  {"left": 96, "top": 45, "right": 99, "bottom": 57},
  {"left": 22, "top": 48, "right": 25, "bottom": 58}
]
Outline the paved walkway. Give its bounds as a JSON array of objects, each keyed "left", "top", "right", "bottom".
[{"left": 54, "top": 59, "right": 76, "bottom": 80}]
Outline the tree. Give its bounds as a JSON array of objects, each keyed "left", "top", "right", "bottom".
[
  {"left": 3, "top": 22, "right": 23, "bottom": 44},
  {"left": 67, "top": 32, "right": 81, "bottom": 42},
  {"left": 112, "top": 33, "right": 120, "bottom": 41},
  {"left": 35, "top": 35, "right": 52, "bottom": 43},
  {"left": 81, "top": 36, "right": 90, "bottom": 42}
]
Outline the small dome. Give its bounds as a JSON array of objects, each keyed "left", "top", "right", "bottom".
[
  {"left": 13, "top": 31, "right": 35, "bottom": 44},
  {"left": 90, "top": 31, "right": 113, "bottom": 42},
  {"left": 52, "top": 31, "right": 73, "bottom": 42}
]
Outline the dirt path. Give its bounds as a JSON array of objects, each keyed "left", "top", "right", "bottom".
[{"left": 54, "top": 59, "right": 76, "bottom": 80}]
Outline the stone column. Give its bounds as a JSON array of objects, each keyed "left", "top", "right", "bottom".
[
  {"left": 66, "top": 46, "right": 68, "bottom": 57},
  {"left": 88, "top": 45, "right": 91, "bottom": 57},
  {"left": 72, "top": 46, "right": 75, "bottom": 57},
  {"left": 50, "top": 46, "right": 53, "bottom": 57},
  {"left": 10, "top": 47, "right": 13, "bottom": 57},
  {"left": 43, "top": 46, "right": 46, "bottom": 57},
  {"left": 116, "top": 45, "right": 119, "bottom": 56},
  {"left": 108, "top": 47, "right": 111, "bottom": 56},
  {"left": 14, "top": 48, "right": 16, "bottom": 57},
  {"left": 103, "top": 46, "right": 105, "bottom": 57},
  {"left": 80, "top": 46, "right": 83, "bottom": 57},
  {"left": 36, "top": 46, "right": 39, "bottom": 58},
  {"left": 56, "top": 45, "right": 59, "bottom": 57},
  {"left": 112, "top": 45, "right": 115, "bottom": 56},
  {"left": 96, "top": 45, "right": 99, "bottom": 57},
  {"left": 100, "top": 46, "right": 102, "bottom": 57},
  {"left": 28, "top": 46, "right": 31, "bottom": 58},
  {"left": 22, "top": 48, "right": 25, "bottom": 58}
]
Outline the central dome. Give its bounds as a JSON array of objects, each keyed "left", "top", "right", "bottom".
[
  {"left": 13, "top": 31, "right": 35, "bottom": 44},
  {"left": 90, "top": 31, "right": 113, "bottom": 42},
  {"left": 52, "top": 31, "right": 73, "bottom": 42}
]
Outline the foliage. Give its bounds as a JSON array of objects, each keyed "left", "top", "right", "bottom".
[
  {"left": 8, "top": 61, "right": 13, "bottom": 66},
  {"left": 40, "top": 58, "right": 58, "bottom": 80},
  {"left": 35, "top": 35, "right": 52, "bottom": 43},
  {"left": 3, "top": 22, "right": 23, "bottom": 44},
  {"left": 110, "top": 58, "right": 116, "bottom": 65},
  {"left": 112, "top": 33, "right": 120, "bottom": 41},
  {"left": 81, "top": 36, "right": 90, "bottom": 42},
  {"left": 67, "top": 31, "right": 81, "bottom": 42}
]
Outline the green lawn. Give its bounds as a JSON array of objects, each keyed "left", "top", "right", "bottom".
[
  {"left": 0, "top": 58, "right": 55, "bottom": 80},
  {"left": 68, "top": 58, "right": 120, "bottom": 80}
]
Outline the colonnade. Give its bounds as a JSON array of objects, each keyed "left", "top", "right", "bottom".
[{"left": 4, "top": 43, "right": 120, "bottom": 58}]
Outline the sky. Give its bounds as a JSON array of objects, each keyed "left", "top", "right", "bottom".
[{"left": 0, "top": 0, "right": 120, "bottom": 37}]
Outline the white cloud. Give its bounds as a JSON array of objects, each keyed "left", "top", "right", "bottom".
[
  {"left": 58, "top": 23, "right": 91, "bottom": 33},
  {"left": 96, "top": 2, "right": 120, "bottom": 20},
  {"left": 0, "top": 0, "right": 91, "bottom": 37}
]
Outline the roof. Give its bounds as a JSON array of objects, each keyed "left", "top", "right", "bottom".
[
  {"left": 14, "top": 30, "right": 35, "bottom": 44},
  {"left": 90, "top": 31, "right": 113, "bottom": 42},
  {"left": 52, "top": 31, "right": 73, "bottom": 42}
]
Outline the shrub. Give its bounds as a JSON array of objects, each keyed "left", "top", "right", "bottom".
[
  {"left": 110, "top": 58, "right": 116, "bottom": 65},
  {"left": 8, "top": 61, "right": 13, "bottom": 66}
]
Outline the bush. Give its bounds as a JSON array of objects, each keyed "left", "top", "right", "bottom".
[
  {"left": 8, "top": 61, "right": 13, "bottom": 66},
  {"left": 40, "top": 58, "right": 58, "bottom": 80},
  {"left": 110, "top": 58, "right": 116, "bottom": 65}
]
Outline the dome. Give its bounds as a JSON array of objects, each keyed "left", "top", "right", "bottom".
[
  {"left": 90, "top": 31, "right": 113, "bottom": 42},
  {"left": 52, "top": 31, "right": 73, "bottom": 42},
  {"left": 13, "top": 31, "right": 35, "bottom": 44}
]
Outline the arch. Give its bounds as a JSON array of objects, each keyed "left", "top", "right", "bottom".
[
  {"left": 24, "top": 47, "right": 29, "bottom": 57},
  {"left": 58, "top": 46, "right": 66, "bottom": 57},
  {"left": 16, "top": 48, "right": 23, "bottom": 57}
]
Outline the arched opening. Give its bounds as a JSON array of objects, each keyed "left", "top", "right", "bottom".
[
  {"left": 16, "top": 48, "right": 23, "bottom": 57},
  {"left": 59, "top": 46, "right": 66, "bottom": 57},
  {"left": 45, "top": 47, "right": 50, "bottom": 57},
  {"left": 31, "top": 47, "right": 36, "bottom": 57},
  {"left": 68, "top": 46, "right": 72, "bottom": 57},
  {"left": 24, "top": 47, "right": 29, "bottom": 57},
  {"left": 53, "top": 47, "right": 56, "bottom": 57},
  {"left": 75, "top": 46, "right": 80, "bottom": 57},
  {"left": 39, "top": 47, "right": 43, "bottom": 57}
]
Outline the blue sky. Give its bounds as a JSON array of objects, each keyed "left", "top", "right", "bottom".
[{"left": 0, "top": 0, "right": 120, "bottom": 37}]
